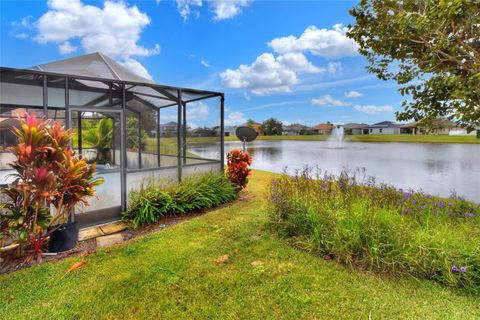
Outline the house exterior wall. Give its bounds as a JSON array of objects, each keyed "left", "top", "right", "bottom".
[{"left": 369, "top": 127, "right": 399, "bottom": 134}]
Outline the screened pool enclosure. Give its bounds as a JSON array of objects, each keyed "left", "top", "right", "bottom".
[{"left": 0, "top": 53, "right": 225, "bottom": 227}]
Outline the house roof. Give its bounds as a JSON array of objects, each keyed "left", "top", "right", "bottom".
[
  {"left": 285, "top": 123, "right": 309, "bottom": 131},
  {"left": 369, "top": 121, "right": 399, "bottom": 128},
  {"left": 162, "top": 121, "right": 177, "bottom": 126},
  {"left": 343, "top": 123, "right": 369, "bottom": 129},
  {"left": 29, "top": 52, "right": 154, "bottom": 84},
  {"left": 313, "top": 123, "right": 333, "bottom": 130}
]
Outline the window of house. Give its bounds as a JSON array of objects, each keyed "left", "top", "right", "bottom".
[{"left": 379, "top": 129, "right": 383, "bottom": 133}]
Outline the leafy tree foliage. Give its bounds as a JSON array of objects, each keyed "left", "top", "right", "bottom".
[
  {"left": 348, "top": 0, "right": 480, "bottom": 131},
  {"left": 245, "top": 118, "right": 256, "bottom": 128},
  {"left": 262, "top": 117, "right": 284, "bottom": 135}
]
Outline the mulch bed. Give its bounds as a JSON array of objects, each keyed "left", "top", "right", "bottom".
[{"left": 0, "top": 193, "right": 252, "bottom": 275}]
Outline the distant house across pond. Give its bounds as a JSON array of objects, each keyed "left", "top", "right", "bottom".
[
  {"left": 401, "top": 118, "right": 477, "bottom": 136},
  {"left": 312, "top": 123, "right": 333, "bottom": 135},
  {"left": 368, "top": 121, "right": 401, "bottom": 134},
  {"left": 343, "top": 123, "right": 369, "bottom": 135},
  {"left": 224, "top": 126, "right": 237, "bottom": 137},
  {"left": 283, "top": 123, "right": 310, "bottom": 135}
]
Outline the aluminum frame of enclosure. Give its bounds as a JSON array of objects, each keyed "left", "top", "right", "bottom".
[{"left": 0, "top": 66, "right": 225, "bottom": 227}]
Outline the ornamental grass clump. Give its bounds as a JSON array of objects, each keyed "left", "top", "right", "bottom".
[
  {"left": 123, "top": 172, "right": 237, "bottom": 228},
  {"left": 267, "top": 166, "right": 480, "bottom": 293}
]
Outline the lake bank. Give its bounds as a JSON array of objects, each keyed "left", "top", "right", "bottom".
[{"left": 225, "top": 134, "right": 480, "bottom": 144}]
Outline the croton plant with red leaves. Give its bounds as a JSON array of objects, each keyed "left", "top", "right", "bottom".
[
  {"left": 0, "top": 112, "right": 103, "bottom": 261},
  {"left": 226, "top": 149, "right": 252, "bottom": 190}
]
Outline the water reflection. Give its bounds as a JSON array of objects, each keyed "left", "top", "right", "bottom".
[{"left": 191, "top": 140, "right": 480, "bottom": 202}]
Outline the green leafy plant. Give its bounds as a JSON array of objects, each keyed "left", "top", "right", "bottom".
[
  {"left": 83, "top": 118, "right": 113, "bottom": 164},
  {"left": 267, "top": 167, "right": 480, "bottom": 293},
  {"left": 348, "top": 0, "right": 480, "bottom": 131},
  {"left": 123, "top": 172, "right": 237, "bottom": 228},
  {"left": 0, "top": 113, "right": 103, "bottom": 261}
]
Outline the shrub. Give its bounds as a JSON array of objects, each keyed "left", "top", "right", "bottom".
[
  {"left": 226, "top": 149, "right": 252, "bottom": 189},
  {"left": 267, "top": 167, "right": 480, "bottom": 293},
  {"left": 122, "top": 172, "right": 237, "bottom": 228},
  {"left": 0, "top": 113, "right": 103, "bottom": 261}
]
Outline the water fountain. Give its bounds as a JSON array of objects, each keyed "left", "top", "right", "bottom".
[{"left": 329, "top": 125, "right": 344, "bottom": 148}]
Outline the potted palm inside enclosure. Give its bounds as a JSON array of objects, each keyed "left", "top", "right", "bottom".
[{"left": 0, "top": 113, "right": 103, "bottom": 261}]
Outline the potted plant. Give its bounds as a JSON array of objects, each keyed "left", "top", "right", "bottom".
[{"left": 0, "top": 113, "right": 103, "bottom": 261}]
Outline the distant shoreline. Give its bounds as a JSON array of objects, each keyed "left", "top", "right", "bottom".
[{"left": 224, "top": 134, "right": 480, "bottom": 144}]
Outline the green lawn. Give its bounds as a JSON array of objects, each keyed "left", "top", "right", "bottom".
[
  {"left": 224, "top": 134, "right": 480, "bottom": 144},
  {"left": 1, "top": 171, "right": 479, "bottom": 319}
]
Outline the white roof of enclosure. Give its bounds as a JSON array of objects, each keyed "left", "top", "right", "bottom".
[
  {"left": 19, "top": 52, "right": 222, "bottom": 107},
  {"left": 29, "top": 52, "right": 154, "bottom": 84}
]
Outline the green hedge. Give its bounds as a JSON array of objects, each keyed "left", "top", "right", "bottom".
[
  {"left": 123, "top": 172, "right": 237, "bottom": 228},
  {"left": 267, "top": 168, "right": 480, "bottom": 293}
]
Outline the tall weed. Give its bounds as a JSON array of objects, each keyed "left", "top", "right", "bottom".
[{"left": 267, "top": 166, "right": 480, "bottom": 293}]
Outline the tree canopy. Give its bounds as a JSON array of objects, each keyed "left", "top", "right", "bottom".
[
  {"left": 262, "top": 118, "right": 284, "bottom": 135},
  {"left": 348, "top": 0, "right": 480, "bottom": 131}
]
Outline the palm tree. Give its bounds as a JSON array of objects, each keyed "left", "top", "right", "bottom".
[{"left": 83, "top": 118, "right": 113, "bottom": 164}]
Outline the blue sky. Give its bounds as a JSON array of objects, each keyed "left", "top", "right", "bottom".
[{"left": 0, "top": 0, "right": 405, "bottom": 127}]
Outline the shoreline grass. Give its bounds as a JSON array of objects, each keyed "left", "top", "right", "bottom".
[
  {"left": 224, "top": 134, "right": 480, "bottom": 144},
  {"left": 1, "top": 171, "right": 479, "bottom": 319}
]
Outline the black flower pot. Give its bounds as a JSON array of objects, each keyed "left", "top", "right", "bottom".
[{"left": 48, "top": 221, "right": 80, "bottom": 253}]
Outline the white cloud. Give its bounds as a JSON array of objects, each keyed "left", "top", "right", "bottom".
[
  {"left": 175, "top": 0, "right": 250, "bottom": 20},
  {"left": 34, "top": 0, "right": 159, "bottom": 79},
  {"left": 175, "top": 0, "right": 202, "bottom": 21},
  {"left": 200, "top": 59, "right": 211, "bottom": 67},
  {"left": 11, "top": 16, "right": 33, "bottom": 39},
  {"left": 311, "top": 95, "right": 351, "bottom": 107},
  {"left": 211, "top": 0, "right": 251, "bottom": 20},
  {"left": 225, "top": 111, "right": 246, "bottom": 126},
  {"left": 220, "top": 52, "right": 323, "bottom": 95},
  {"left": 118, "top": 59, "right": 154, "bottom": 80},
  {"left": 353, "top": 105, "right": 395, "bottom": 114},
  {"left": 327, "top": 61, "right": 342, "bottom": 75},
  {"left": 58, "top": 41, "right": 77, "bottom": 54},
  {"left": 345, "top": 90, "right": 363, "bottom": 98},
  {"left": 187, "top": 101, "right": 210, "bottom": 119},
  {"left": 268, "top": 24, "right": 359, "bottom": 58}
]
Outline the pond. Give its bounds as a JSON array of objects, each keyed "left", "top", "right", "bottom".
[{"left": 188, "top": 140, "right": 480, "bottom": 202}]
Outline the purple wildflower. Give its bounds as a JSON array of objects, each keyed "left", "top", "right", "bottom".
[
  {"left": 411, "top": 199, "right": 416, "bottom": 204},
  {"left": 421, "top": 205, "right": 425, "bottom": 209},
  {"left": 322, "top": 184, "right": 327, "bottom": 189},
  {"left": 401, "top": 211, "right": 407, "bottom": 215},
  {"left": 467, "top": 212, "right": 476, "bottom": 218},
  {"left": 407, "top": 209, "right": 412, "bottom": 214},
  {"left": 290, "top": 175, "right": 295, "bottom": 179},
  {"left": 461, "top": 267, "right": 467, "bottom": 273},
  {"left": 451, "top": 266, "right": 458, "bottom": 272},
  {"left": 397, "top": 200, "right": 403, "bottom": 205},
  {"left": 404, "top": 192, "right": 411, "bottom": 199},
  {"left": 437, "top": 202, "right": 444, "bottom": 208}
]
